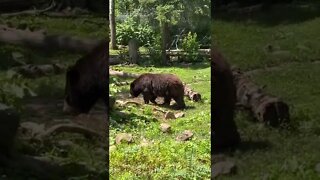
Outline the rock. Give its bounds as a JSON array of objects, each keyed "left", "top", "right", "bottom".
[
  {"left": 175, "top": 112, "right": 185, "bottom": 118},
  {"left": 115, "top": 133, "right": 133, "bottom": 145},
  {"left": 0, "top": 103, "right": 20, "bottom": 156},
  {"left": 19, "top": 122, "right": 45, "bottom": 138},
  {"left": 160, "top": 123, "right": 171, "bottom": 133},
  {"left": 176, "top": 130, "right": 193, "bottom": 141},
  {"left": 110, "top": 145, "right": 116, "bottom": 152},
  {"left": 212, "top": 160, "right": 237, "bottom": 178},
  {"left": 164, "top": 111, "right": 176, "bottom": 119}
]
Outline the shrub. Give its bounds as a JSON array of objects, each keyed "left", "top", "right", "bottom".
[{"left": 116, "top": 17, "right": 155, "bottom": 46}]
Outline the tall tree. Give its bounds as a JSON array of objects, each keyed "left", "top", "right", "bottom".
[
  {"left": 156, "top": 3, "right": 181, "bottom": 65},
  {"left": 109, "top": 0, "right": 117, "bottom": 50}
]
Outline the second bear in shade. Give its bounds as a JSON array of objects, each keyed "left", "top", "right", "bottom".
[{"left": 130, "top": 73, "right": 186, "bottom": 109}]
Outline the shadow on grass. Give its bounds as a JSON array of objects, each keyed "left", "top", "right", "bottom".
[
  {"left": 110, "top": 110, "right": 157, "bottom": 130},
  {"left": 237, "top": 140, "right": 271, "bottom": 152},
  {"left": 214, "top": 2, "right": 320, "bottom": 27}
]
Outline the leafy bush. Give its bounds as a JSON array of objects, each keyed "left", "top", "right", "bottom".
[
  {"left": 182, "top": 32, "right": 200, "bottom": 53},
  {"left": 0, "top": 70, "right": 36, "bottom": 110},
  {"left": 181, "top": 32, "right": 202, "bottom": 62},
  {"left": 116, "top": 17, "right": 155, "bottom": 46}
]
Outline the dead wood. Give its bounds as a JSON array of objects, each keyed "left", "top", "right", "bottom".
[
  {"left": 166, "top": 49, "right": 210, "bottom": 57},
  {"left": 38, "top": 123, "right": 103, "bottom": 140},
  {"left": 184, "top": 84, "right": 202, "bottom": 102},
  {"left": 12, "top": 63, "right": 66, "bottom": 78},
  {"left": 0, "top": 25, "right": 102, "bottom": 53},
  {"left": 109, "top": 69, "right": 140, "bottom": 78},
  {"left": 232, "top": 67, "right": 290, "bottom": 126},
  {"left": 0, "top": 1, "right": 55, "bottom": 17}
]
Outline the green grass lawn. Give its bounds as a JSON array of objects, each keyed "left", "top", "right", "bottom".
[
  {"left": 109, "top": 64, "right": 211, "bottom": 179},
  {"left": 213, "top": 1, "right": 320, "bottom": 179}
]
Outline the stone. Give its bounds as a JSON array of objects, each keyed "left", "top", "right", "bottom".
[
  {"left": 212, "top": 160, "right": 237, "bottom": 178},
  {"left": 164, "top": 111, "right": 176, "bottom": 119},
  {"left": 115, "top": 133, "right": 133, "bottom": 145},
  {"left": 160, "top": 123, "right": 171, "bottom": 133},
  {"left": 176, "top": 130, "right": 193, "bottom": 141},
  {"left": 174, "top": 112, "right": 185, "bottom": 118}
]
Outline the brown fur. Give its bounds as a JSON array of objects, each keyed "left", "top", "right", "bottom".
[
  {"left": 212, "top": 47, "right": 240, "bottom": 152},
  {"left": 63, "top": 41, "right": 108, "bottom": 114},
  {"left": 130, "top": 73, "right": 186, "bottom": 109}
]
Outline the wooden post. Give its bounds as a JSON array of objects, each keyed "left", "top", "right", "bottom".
[{"left": 128, "top": 39, "right": 139, "bottom": 64}]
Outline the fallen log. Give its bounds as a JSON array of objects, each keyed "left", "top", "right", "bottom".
[
  {"left": 38, "top": 123, "right": 103, "bottom": 140},
  {"left": 0, "top": 1, "right": 55, "bottom": 17},
  {"left": 232, "top": 67, "right": 290, "bottom": 126},
  {"left": 0, "top": 25, "right": 102, "bottom": 53},
  {"left": 109, "top": 69, "right": 139, "bottom": 78},
  {"left": 166, "top": 49, "right": 210, "bottom": 57},
  {"left": 12, "top": 63, "right": 66, "bottom": 78},
  {"left": 184, "top": 84, "right": 202, "bottom": 102}
]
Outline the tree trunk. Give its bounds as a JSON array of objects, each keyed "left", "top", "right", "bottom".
[
  {"left": 161, "top": 21, "right": 169, "bottom": 65},
  {"left": 109, "top": 0, "right": 117, "bottom": 50},
  {"left": 128, "top": 39, "right": 139, "bottom": 64},
  {"left": 232, "top": 68, "right": 290, "bottom": 127}
]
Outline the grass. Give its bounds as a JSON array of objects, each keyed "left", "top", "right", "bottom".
[
  {"left": 213, "top": 1, "right": 320, "bottom": 179},
  {"left": 0, "top": 15, "right": 106, "bottom": 179},
  {"left": 109, "top": 64, "right": 211, "bottom": 179}
]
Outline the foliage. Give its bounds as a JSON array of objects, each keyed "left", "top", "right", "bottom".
[
  {"left": 182, "top": 32, "right": 200, "bottom": 54},
  {"left": 116, "top": 17, "right": 155, "bottom": 46},
  {"left": 0, "top": 71, "right": 36, "bottom": 110},
  {"left": 115, "top": 0, "right": 211, "bottom": 48}
]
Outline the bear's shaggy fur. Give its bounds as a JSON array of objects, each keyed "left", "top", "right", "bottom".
[
  {"left": 212, "top": 47, "right": 241, "bottom": 152},
  {"left": 63, "top": 41, "right": 108, "bottom": 114},
  {"left": 130, "top": 73, "right": 186, "bottom": 109}
]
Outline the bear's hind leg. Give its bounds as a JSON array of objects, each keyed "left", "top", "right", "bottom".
[
  {"left": 174, "top": 96, "right": 186, "bottom": 109},
  {"left": 162, "top": 97, "right": 171, "bottom": 106},
  {"left": 150, "top": 96, "right": 157, "bottom": 104}
]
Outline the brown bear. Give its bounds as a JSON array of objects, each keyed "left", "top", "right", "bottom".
[
  {"left": 212, "top": 47, "right": 241, "bottom": 152},
  {"left": 63, "top": 41, "right": 108, "bottom": 114},
  {"left": 130, "top": 73, "right": 186, "bottom": 109}
]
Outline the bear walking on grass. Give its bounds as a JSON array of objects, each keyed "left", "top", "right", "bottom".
[{"left": 130, "top": 73, "right": 186, "bottom": 109}]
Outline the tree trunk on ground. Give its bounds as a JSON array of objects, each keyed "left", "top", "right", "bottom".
[
  {"left": 12, "top": 63, "right": 66, "bottom": 78},
  {"left": 161, "top": 21, "right": 169, "bottom": 65},
  {"left": 232, "top": 68, "right": 290, "bottom": 127},
  {"left": 0, "top": 25, "right": 102, "bottom": 53},
  {"left": 109, "top": 0, "right": 117, "bottom": 50},
  {"left": 128, "top": 39, "right": 139, "bottom": 64}
]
